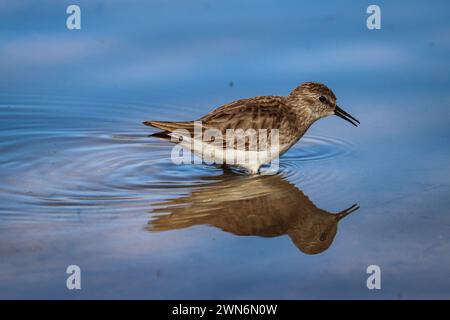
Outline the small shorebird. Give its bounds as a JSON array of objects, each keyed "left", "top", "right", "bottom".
[{"left": 144, "top": 82, "right": 359, "bottom": 173}]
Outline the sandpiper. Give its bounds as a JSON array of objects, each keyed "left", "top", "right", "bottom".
[{"left": 143, "top": 82, "right": 359, "bottom": 173}]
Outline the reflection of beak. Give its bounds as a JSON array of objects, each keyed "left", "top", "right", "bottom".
[
  {"left": 335, "top": 105, "right": 360, "bottom": 127},
  {"left": 336, "top": 203, "right": 360, "bottom": 221}
]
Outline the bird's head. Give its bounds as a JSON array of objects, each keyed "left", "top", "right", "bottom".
[
  {"left": 287, "top": 204, "right": 360, "bottom": 254},
  {"left": 287, "top": 82, "right": 360, "bottom": 126}
]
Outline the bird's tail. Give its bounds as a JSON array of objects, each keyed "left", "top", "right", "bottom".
[{"left": 142, "top": 120, "right": 194, "bottom": 133}]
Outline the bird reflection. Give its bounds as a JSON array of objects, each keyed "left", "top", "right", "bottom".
[{"left": 147, "top": 173, "right": 359, "bottom": 254}]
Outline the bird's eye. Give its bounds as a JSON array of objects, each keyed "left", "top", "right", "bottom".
[
  {"left": 320, "top": 233, "right": 327, "bottom": 241},
  {"left": 319, "top": 96, "right": 327, "bottom": 103}
]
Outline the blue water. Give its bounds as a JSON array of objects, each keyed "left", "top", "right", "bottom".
[{"left": 1, "top": 0, "right": 450, "bottom": 299}]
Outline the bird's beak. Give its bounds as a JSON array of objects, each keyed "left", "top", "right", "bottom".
[
  {"left": 335, "top": 204, "right": 360, "bottom": 221},
  {"left": 335, "top": 105, "right": 360, "bottom": 127}
]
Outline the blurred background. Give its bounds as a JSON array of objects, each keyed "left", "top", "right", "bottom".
[
  {"left": 1, "top": 0, "right": 449, "bottom": 105},
  {"left": 0, "top": 0, "right": 450, "bottom": 299}
]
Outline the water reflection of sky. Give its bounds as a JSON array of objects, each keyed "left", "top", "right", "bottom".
[{"left": 1, "top": 0, "right": 450, "bottom": 299}]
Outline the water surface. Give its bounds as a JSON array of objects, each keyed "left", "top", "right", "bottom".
[{"left": 1, "top": 0, "right": 450, "bottom": 299}]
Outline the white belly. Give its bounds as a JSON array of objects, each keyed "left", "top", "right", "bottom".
[{"left": 170, "top": 132, "right": 291, "bottom": 174}]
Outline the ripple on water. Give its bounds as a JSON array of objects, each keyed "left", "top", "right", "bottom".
[
  {"left": 278, "top": 135, "right": 355, "bottom": 184},
  {"left": 0, "top": 97, "right": 355, "bottom": 223}
]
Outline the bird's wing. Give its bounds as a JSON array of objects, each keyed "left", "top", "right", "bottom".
[
  {"left": 201, "top": 96, "right": 289, "bottom": 130},
  {"left": 199, "top": 96, "right": 299, "bottom": 146},
  {"left": 142, "top": 120, "right": 193, "bottom": 133},
  {"left": 143, "top": 96, "right": 299, "bottom": 148}
]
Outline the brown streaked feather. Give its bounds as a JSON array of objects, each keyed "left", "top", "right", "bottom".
[
  {"left": 143, "top": 96, "right": 303, "bottom": 148},
  {"left": 142, "top": 120, "right": 193, "bottom": 132}
]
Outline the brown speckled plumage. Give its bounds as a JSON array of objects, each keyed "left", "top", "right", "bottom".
[{"left": 145, "top": 96, "right": 301, "bottom": 146}]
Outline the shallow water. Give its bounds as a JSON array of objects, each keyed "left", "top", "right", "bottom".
[
  {"left": 0, "top": 97, "right": 352, "bottom": 223},
  {"left": 1, "top": 0, "right": 450, "bottom": 299}
]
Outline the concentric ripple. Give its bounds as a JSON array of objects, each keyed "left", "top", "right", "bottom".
[
  {"left": 0, "top": 96, "right": 354, "bottom": 223},
  {"left": 278, "top": 135, "right": 355, "bottom": 183}
]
